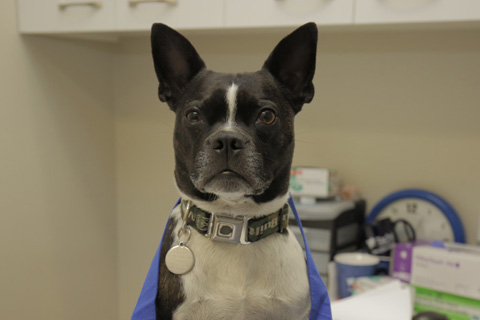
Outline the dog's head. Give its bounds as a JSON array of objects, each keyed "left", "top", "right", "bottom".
[{"left": 151, "top": 23, "right": 317, "bottom": 208}]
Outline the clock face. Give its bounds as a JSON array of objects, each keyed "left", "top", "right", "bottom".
[{"left": 376, "top": 198, "right": 455, "bottom": 242}]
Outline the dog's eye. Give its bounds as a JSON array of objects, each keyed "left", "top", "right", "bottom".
[
  {"left": 185, "top": 110, "right": 203, "bottom": 123},
  {"left": 257, "top": 109, "right": 276, "bottom": 125}
]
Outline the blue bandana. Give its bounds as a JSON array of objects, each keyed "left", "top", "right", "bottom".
[{"left": 132, "top": 195, "right": 332, "bottom": 320}]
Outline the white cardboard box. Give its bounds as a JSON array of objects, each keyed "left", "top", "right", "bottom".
[
  {"left": 411, "top": 244, "right": 480, "bottom": 300},
  {"left": 290, "top": 167, "right": 339, "bottom": 198}
]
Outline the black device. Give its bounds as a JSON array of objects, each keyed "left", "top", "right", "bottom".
[{"left": 289, "top": 199, "right": 366, "bottom": 280}]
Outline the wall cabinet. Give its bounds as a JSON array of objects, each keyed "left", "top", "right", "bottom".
[
  {"left": 355, "top": 0, "right": 480, "bottom": 24},
  {"left": 17, "top": 0, "right": 115, "bottom": 33},
  {"left": 224, "top": 0, "right": 354, "bottom": 28},
  {"left": 17, "top": 0, "right": 223, "bottom": 34},
  {"left": 116, "top": 0, "right": 223, "bottom": 31},
  {"left": 16, "top": 0, "right": 480, "bottom": 35}
]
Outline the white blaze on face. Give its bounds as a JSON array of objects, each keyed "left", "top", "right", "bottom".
[{"left": 225, "top": 83, "right": 238, "bottom": 128}]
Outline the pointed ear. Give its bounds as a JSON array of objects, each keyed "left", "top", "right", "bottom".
[
  {"left": 151, "top": 23, "right": 206, "bottom": 111},
  {"left": 262, "top": 22, "right": 318, "bottom": 113}
]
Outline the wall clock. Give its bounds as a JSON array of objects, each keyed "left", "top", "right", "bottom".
[{"left": 366, "top": 189, "right": 465, "bottom": 243}]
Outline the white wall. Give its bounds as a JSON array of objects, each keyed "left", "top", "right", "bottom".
[
  {"left": 0, "top": 1, "right": 118, "bottom": 319},
  {"left": 115, "top": 29, "right": 480, "bottom": 319},
  {"left": 3, "top": 3, "right": 480, "bottom": 318}
]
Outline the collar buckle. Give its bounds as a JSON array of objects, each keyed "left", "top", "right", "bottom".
[{"left": 206, "top": 213, "right": 251, "bottom": 245}]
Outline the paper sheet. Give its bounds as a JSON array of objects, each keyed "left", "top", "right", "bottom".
[{"left": 331, "top": 280, "right": 412, "bottom": 320}]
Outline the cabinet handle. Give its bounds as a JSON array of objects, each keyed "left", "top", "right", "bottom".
[
  {"left": 129, "top": 0, "right": 178, "bottom": 6},
  {"left": 58, "top": 1, "right": 102, "bottom": 10}
]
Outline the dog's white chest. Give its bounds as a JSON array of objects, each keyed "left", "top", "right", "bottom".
[{"left": 171, "top": 213, "right": 310, "bottom": 320}]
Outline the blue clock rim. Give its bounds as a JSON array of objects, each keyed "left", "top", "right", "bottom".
[{"left": 366, "top": 189, "right": 465, "bottom": 243}]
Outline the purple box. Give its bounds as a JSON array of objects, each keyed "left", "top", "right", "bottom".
[{"left": 391, "top": 241, "right": 434, "bottom": 282}]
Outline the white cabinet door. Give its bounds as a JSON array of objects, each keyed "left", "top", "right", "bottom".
[
  {"left": 355, "top": 0, "right": 480, "bottom": 24},
  {"left": 17, "top": 0, "right": 115, "bottom": 33},
  {"left": 225, "top": 0, "right": 354, "bottom": 28},
  {"left": 116, "top": 0, "right": 224, "bottom": 31}
]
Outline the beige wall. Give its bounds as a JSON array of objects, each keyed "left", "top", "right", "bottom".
[
  {"left": 115, "top": 29, "right": 480, "bottom": 319},
  {"left": 3, "top": 2, "right": 480, "bottom": 318},
  {"left": 0, "top": 1, "right": 117, "bottom": 319}
]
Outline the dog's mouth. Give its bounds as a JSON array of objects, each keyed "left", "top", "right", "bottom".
[
  {"left": 202, "top": 169, "right": 255, "bottom": 195},
  {"left": 217, "top": 169, "right": 243, "bottom": 179}
]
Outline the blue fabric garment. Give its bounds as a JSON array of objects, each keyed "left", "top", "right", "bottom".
[
  {"left": 132, "top": 196, "right": 332, "bottom": 320},
  {"left": 288, "top": 195, "right": 332, "bottom": 320}
]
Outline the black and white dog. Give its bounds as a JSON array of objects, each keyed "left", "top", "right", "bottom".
[{"left": 151, "top": 23, "right": 318, "bottom": 320}]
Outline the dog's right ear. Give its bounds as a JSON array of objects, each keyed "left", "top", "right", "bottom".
[
  {"left": 262, "top": 22, "right": 318, "bottom": 114},
  {"left": 151, "top": 23, "right": 206, "bottom": 111}
]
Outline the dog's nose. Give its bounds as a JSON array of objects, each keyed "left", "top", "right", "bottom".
[{"left": 211, "top": 131, "right": 246, "bottom": 155}]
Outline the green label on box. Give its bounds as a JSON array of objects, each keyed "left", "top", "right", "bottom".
[
  {"left": 414, "top": 304, "right": 471, "bottom": 320},
  {"left": 289, "top": 175, "right": 302, "bottom": 191},
  {"left": 414, "top": 286, "right": 480, "bottom": 320}
]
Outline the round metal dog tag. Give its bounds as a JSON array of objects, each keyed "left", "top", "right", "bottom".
[{"left": 165, "top": 244, "right": 195, "bottom": 275}]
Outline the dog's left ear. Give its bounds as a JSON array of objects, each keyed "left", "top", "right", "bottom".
[
  {"left": 262, "top": 22, "right": 318, "bottom": 113},
  {"left": 151, "top": 23, "right": 206, "bottom": 111}
]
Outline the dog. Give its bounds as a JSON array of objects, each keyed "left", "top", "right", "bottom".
[{"left": 151, "top": 22, "right": 318, "bottom": 320}]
